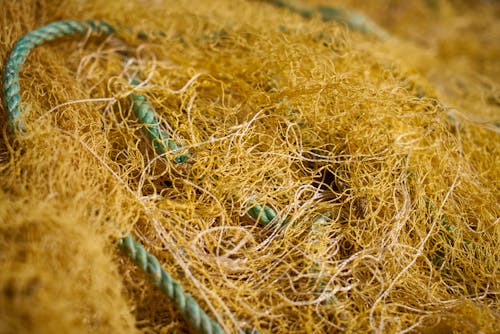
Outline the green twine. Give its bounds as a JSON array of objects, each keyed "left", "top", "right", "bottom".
[
  {"left": 265, "top": 0, "right": 389, "bottom": 40},
  {"left": 247, "top": 203, "right": 287, "bottom": 227},
  {"left": 316, "top": 6, "right": 389, "bottom": 39},
  {"left": 119, "top": 236, "right": 224, "bottom": 334},
  {"left": 129, "top": 87, "right": 190, "bottom": 163},
  {"left": 247, "top": 203, "right": 278, "bottom": 226}
]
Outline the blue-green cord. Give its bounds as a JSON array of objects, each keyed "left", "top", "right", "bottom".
[
  {"left": 1, "top": 20, "right": 224, "bottom": 334},
  {"left": 2, "top": 20, "right": 115, "bottom": 133},
  {"left": 247, "top": 203, "right": 283, "bottom": 226},
  {"left": 130, "top": 91, "right": 190, "bottom": 163},
  {"left": 119, "top": 236, "right": 224, "bottom": 334},
  {"left": 266, "top": 0, "right": 389, "bottom": 40}
]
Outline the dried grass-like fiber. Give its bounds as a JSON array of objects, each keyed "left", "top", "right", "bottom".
[{"left": 0, "top": 0, "right": 498, "bottom": 333}]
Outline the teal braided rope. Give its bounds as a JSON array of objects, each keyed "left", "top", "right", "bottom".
[
  {"left": 129, "top": 86, "right": 190, "bottom": 163},
  {"left": 316, "top": 6, "right": 389, "bottom": 39},
  {"left": 119, "top": 236, "right": 224, "bottom": 334},
  {"left": 2, "top": 20, "right": 115, "bottom": 133},
  {"left": 265, "top": 0, "right": 389, "bottom": 40},
  {"left": 247, "top": 203, "right": 282, "bottom": 226}
]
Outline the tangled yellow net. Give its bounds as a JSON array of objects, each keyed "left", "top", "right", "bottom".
[{"left": 0, "top": 0, "right": 498, "bottom": 333}]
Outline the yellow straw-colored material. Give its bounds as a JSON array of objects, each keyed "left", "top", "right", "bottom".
[{"left": 1, "top": 0, "right": 498, "bottom": 333}]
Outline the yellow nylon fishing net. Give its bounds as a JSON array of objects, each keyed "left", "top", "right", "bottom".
[{"left": 0, "top": 0, "right": 498, "bottom": 333}]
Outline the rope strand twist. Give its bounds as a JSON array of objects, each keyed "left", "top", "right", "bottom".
[
  {"left": 119, "top": 236, "right": 224, "bottom": 334},
  {"left": 2, "top": 20, "right": 114, "bottom": 132}
]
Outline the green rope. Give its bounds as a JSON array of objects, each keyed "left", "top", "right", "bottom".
[
  {"left": 247, "top": 203, "right": 285, "bottom": 227},
  {"left": 2, "top": 20, "right": 115, "bottom": 133},
  {"left": 1, "top": 20, "right": 224, "bottom": 334},
  {"left": 265, "top": 0, "right": 389, "bottom": 40},
  {"left": 119, "top": 236, "right": 224, "bottom": 334},
  {"left": 247, "top": 203, "right": 277, "bottom": 226},
  {"left": 129, "top": 84, "right": 190, "bottom": 163}
]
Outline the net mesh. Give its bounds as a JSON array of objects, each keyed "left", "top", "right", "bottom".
[{"left": 0, "top": 0, "right": 498, "bottom": 333}]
